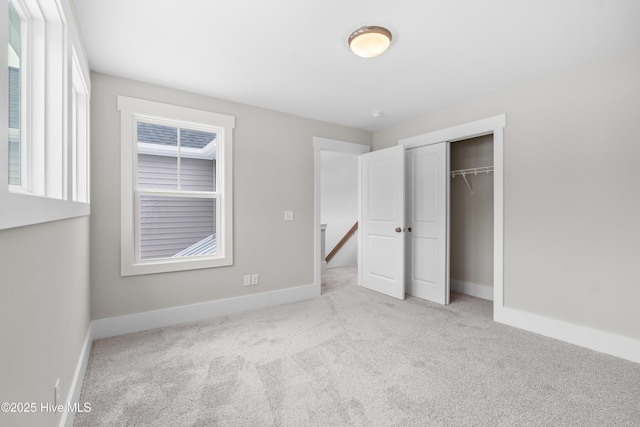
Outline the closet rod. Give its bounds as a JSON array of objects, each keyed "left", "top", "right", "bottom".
[
  {"left": 450, "top": 166, "right": 494, "bottom": 177},
  {"left": 450, "top": 166, "right": 494, "bottom": 194}
]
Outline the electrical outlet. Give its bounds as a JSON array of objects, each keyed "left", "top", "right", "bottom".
[
  {"left": 284, "top": 210, "right": 294, "bottom": 221},
  {"left": 251, "top": 274, "right": 259, "bottom": 285},
  {"left": 54, "top": 378, "right": 60, "bottom": 406},
  {"left": 243, "top": 275, "right": 251, "bottom": 286}
]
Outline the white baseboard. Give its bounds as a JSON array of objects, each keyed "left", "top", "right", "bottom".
[
  {"left": 60, "top": 327, "right": 94, "bottom": 427},
  {"left": 91, "top": 283, "right": 318, "bottom": 340},
  {"left": 494, "top": 306, "right": 640, "bottom": 364},
  {"left": 451, "top": 279, "right": 493, "bottom": 301}
]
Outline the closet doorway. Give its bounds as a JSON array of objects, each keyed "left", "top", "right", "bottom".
[
  {"left": 449, "top": 135, "right": 494, "bottom": 302},
  {"left": 400, "top": 114, "right": 505, "bottom": 314},
  {"left": 403, "top": 136, "right": 494, "bottom": 306}
]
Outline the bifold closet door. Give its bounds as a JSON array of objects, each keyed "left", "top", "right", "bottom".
[
  {"left": 359, "top": 145, "right": 405, "bottom": 300},
  {"left": 406, "top": 143, "right": 450, "bottom": 305}
]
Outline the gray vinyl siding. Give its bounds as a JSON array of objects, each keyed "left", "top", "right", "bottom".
[
  {"left": 8, "top": 67, "right": 20, "bottom": 185},
  {"left": 138, "top": 154, "right": 216, "bottom": 259},
  {"left": 137, "top": 154, "right": 215, "bottom": 191},
  {"left": 139, "top": 196, "right": 215, "bottom": 260},
  {"left": 9, "top": 67, "right": 19, "bottom": 129},
  {"left": 8, "top": 134, "right": 20, "bottom": 186}
]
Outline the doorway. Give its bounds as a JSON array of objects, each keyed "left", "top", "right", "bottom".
[
  {"left": 313, "top": 137, "right": 370, "bottom": 295},
  {"left": 399, "top": 114, "right": 504, "bottom": 316},
  {"left": 449, "top": 135, "right": 494, "bottom": 302}
]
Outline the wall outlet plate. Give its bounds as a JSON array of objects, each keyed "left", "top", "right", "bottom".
[
  {"left": 251, "top": 274, "right": 259, "bottom": 285},
  {"left": 243, "top": 275, "right": 251, "bottom": 286}
]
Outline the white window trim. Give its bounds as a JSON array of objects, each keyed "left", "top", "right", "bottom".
[
  {"left": 118, "top": 96, "right": 235, "bottom": 276},
  {"left": 1, "top": 0, "right": 91, "bottom": 230}
]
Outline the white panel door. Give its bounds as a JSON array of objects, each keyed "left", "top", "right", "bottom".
[
  {"left": 406, "top": 143, "right": 449, "bottom": 304},
  {"left": 359, "top": 145, "right": 405, "bottom": 300}
]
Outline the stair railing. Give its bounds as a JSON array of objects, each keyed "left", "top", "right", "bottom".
[{"left": 325, "top": 221, "right": 358, "bottom": 263}]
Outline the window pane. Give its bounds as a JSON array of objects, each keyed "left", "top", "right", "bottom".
[
  {"left": 8, "top": 0, "right": 21, "bottom": 186},
  {"left": 139, "top": 195, "right": 216, "bottom": 260},
  {"left": 137, "top": 122, "right": 178, "bottom": 190},
  {"left": 179, "top": 128, "right": 216, "bottom": 191},
  {"left": 180, "top": 157, "right": 215, "bottom": 191}
]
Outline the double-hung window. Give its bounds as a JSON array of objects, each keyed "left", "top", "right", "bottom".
[{"left": 118, "top": 96, "right": 234, "bottom": 276}]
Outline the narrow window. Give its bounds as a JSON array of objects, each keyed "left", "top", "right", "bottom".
[
  {"left": 7, "top": 0, "right": 23, "bottom": 187},
  {"left": 71, "top": 49, "right": 89, "bottom": 203},
  {"left": 1, "top": 0, "right": 91, "bottom": 230}
]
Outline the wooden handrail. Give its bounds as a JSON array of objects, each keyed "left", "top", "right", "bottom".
[{"left": 325, "top": 222, "right": 358, "bottom": 263}]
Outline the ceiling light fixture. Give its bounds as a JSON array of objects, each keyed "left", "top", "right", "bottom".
[{"left": 348, "top": 26, "right": 392, "bottom": 58}]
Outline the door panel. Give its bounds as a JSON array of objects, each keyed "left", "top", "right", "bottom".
[
  {"left": 359, "top": 145, "right": 405, "bottom": 300},
  {"left": 412, "top": 237, "right": 438, "bottom": 284},
  {"left": 406, "top": 143, "right": 449, "bottom": 304}
]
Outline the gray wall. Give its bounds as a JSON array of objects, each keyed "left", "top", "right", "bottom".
[
  {"left": 450, "top": 135, "right": 494, "bottom": 288},
  {"left": 90, "top": 72, "right": 371, "bottom": 320},
  {"left": 0, "top": 217, "right": 90, "bottom": 427},
  {"left": 373, "top": 49, "right": 640, "bottom": 340}
]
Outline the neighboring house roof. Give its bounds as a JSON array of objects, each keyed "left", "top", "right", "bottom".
[
  {"left": 173, "top": 234, "right": 217, "bottom": 257},
  {"left": 137, "top": 122, "right": 215, "bottom": 149}
]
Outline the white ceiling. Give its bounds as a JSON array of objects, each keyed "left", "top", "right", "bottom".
[{"left": 73, "top": 0, "right": 640, "bottom": 131}]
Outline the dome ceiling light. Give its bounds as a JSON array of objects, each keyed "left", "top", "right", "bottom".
[{"left": 348, "top": 26, "right": 392, "bottom": 58}]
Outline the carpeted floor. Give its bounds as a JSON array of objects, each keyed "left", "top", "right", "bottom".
[{"left": 75, "top": 266, "right": 640, "bottom": 426}]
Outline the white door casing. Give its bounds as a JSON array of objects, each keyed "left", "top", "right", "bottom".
[
  {"left": 405, "top": 143, "right": 450, "bottom": 305},
  {"left": 359, "top": 145, "right": 405, "bottom": 300}
]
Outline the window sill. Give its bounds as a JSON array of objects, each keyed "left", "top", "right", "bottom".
[
  {"left": 0, "top": 190, "right": 90, "bottom": 230},
  {"left": 121, "top": 254, "right": 233, "bottom": 277}
]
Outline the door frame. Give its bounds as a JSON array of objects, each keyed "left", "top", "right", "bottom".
[
  {"left": 313, "top": 137, "right": 370, "bottom": 295},
  {"left": 398, "top": 114, "right": 505, "bottom": 315}
]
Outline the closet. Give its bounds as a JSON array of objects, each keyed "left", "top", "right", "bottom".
[{"left": 449, "top": 135, "right": 494, "bottom": 301}]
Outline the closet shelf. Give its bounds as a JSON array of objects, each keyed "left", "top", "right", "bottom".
[{"left": 450, "top": 166, "right": 494, "bottom": 194}]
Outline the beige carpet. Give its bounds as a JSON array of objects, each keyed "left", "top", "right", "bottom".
[{"left": 75, "top": 266, "right": 640, "bottom": 426}]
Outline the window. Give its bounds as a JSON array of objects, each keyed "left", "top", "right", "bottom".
[
  {"left": 7, "top": 0, "right": 22, "bottom": 187},
  {"left": 118, "top": 96, "right": 235, "bottom": 276},
  {"left": 1, "top": 0, "right": 90, "bottom": 230},
  {"left": 70, "top": 49, "right": 90, "bottom": 203}
]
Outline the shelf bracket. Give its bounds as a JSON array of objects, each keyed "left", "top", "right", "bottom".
[{"left": 460, "top": 171, "right": 474, "bottom": 194}]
